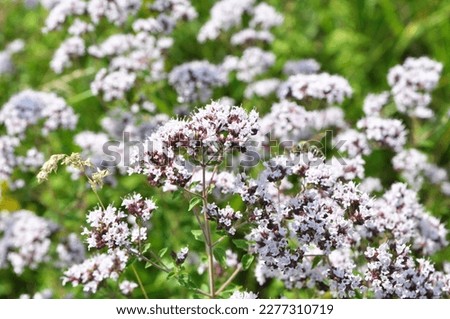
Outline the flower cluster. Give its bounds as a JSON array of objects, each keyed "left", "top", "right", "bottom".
[
  {"left": 198, "top": 0, "right": 258, "bottom": 42},
  {"left": 365, "top": 243, "right": 450, "bottom": 298},
  {"left": 119, "top": 280, "right": 138, "bottom": 295},
  {"left": 83, "top": 194, "right": 156, "bottom": 251},
  {"left": 356, "top": 116, "right": 407, "bottom": 152},
  {"left": 173, "top": 247, "right": 189, "bottom": 265},
  {"left": 0, "top": 90, "right": 76, "bottom": 186},
  {"left": 244, "top": 79, "right": 280, "bottom": 98},
  {"left": 392, "top": 148, "right": 450, "bottom": 194},
  {"left": 0, "top": 39, "right": 24, "bottom": 76},
  {"left": 0, "top": 210, "right": 57, "bottom": 274},
  {"left": 367, "top": 183, "right": 447, "bottom": 255},
  {"left": 388, "top": 57, "right": 443, "bottom": 118},
  {"left": 59, "top": 192, "right": 156, "bottom": 294},
  {"left": 56, "top": 233, "right": 86, "bottom": 268},
  {"left": 229, "top": 291, "right": 258, "bottom": 299},
  {"left": 168, "top": 61, "right": 228, "bottom": 103},
  {"left": 205, "top": 204, "right": 242, "bottom": 235},
  {"left": 223, "top": 47, "right": 275, "bottom": 83},
  {"left": 0, "top": 90, "right": 77, "bottom": 138},
  {"left": 260, "top": 100, "right": 346, "bottom": 143},
  {"left": 4, "top": 1, "right": 448, "bottom": 301},
  {"left": 62, "top": 249, "right": 128, "bottom": 293},
  {"left": 129, "top": 101, "right": 259, "bottom": 188},
  {"left": 278, "top": 73, "right": 353, "bottom": 105},
  {"left": 43, "top": 0, "right": 197, "bottom": 101}
]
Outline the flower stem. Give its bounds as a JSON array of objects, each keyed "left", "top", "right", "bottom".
[
  {"left": 131, "top": 264, "right": 149, "bottom": 299},
  {"left": 216, "top": 264, "right": 242, "bottom": 295},
  {"left": 201, "top": 163, "right": 215, "bottom": 298}
]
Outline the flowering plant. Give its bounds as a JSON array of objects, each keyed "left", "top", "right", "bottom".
[{"left": 0, "top": 0, "right": 449, "bottom": 299}]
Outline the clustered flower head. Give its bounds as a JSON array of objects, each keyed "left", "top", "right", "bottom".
[
  {"left": 223, "top": 47, "right": 275, "bottom": 83},
  {"left": 43, "top": 0, "right": 196, "bottom": 102},
  {"left": 0, "top": 210, "right": 57, "bottom": 274},
  {"left": 62, "top": 249, "right": 128, "bottom": 293},
  {"left": 0, "top": 39, "right": 24, "bottom": 76},
  {"left": 198, "top": 0, "right": 257, "bottom": 42},
  {"left": 365, "top": 243, "right": 450, "bottom": 298},
  {"left": 244, "top": 79, "right": 280, "bottom": 98},
  {"left": 128, "top": 101, "right": 259, "bottom": 188},
  {"left": 367, "top": 183, "right": 448, "bottom": 256},
  {"left": 206, "top": 204, "right": 242, "bottom": 235},
  {"left": 260, "top": 100, "right": 346, "bottom": 144},
  {"left": 0, "top": 90, "right": 78, "bottom": 138},
  {"left": 168, "top": 61, "right": 228, "bottom": 103},
  {"left": 393, "top": 148, "right": 450, "bottom": 194},
  {"left": 60, "top": 192, "right": 156, "bottom": 294},
  {"left": 56, "top": 233, "right": 86, "bottom": 267},
  {"left": 83, "top": 193, "right": 156, "bottom": 251},
  {"left": 173, "top": 247, "right": 189, "bottom": 265},
  {"left": 283, "top": 59, "right": 321, "bottom": 75},
  {"left": 356, "top": 116, "right": 407, "bottom": 152},
  {"left": 278, "top": 72, "right": 353, "bottom": 105},
  {"left": 388, "top": 57, "right": 443, "bottom": 118},
  {"left": 119, "top": 280, "right": 138, "bottom": 295}
]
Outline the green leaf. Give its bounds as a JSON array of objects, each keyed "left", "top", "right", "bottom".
[
  {"left": 191, "top": 229, "right": 204, "bottom": 242},
  {"left": 188, "top": 197, "right": 202, "bottom": 211},
  {"left": 213, "top": 247, "right": 227, "bottom": 265},
  {"left": 159, "top": 247, "right": 168, "bottom": 258},
  {"left": 177, "top": 273, "right": 198, "bottom": 289},
  {"left": 167, "top": 270, "right": 177, "bottom": 279},
  {"left": 232, "top": 239, "right": 248, "bottom": 250},
  {"left": 145, "top": 262, "right": 153, "bottom": 269},
  {"left": 172, "top": 189, "right": 182, "bottom": 200},
  {"left": 241, "top": 254, "right": 255, "bottom": 270},
  {"left": 142, "top": 243, "right": 151, "bottom": 254},
  {"left": 312, "top": 256, "right": 322, "bottom": 268}
]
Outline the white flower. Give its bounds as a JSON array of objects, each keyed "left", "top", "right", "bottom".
[
  {"left": 87, "top": 0, "right": 142, "bottom": 26},
  {"left": 0, "top": 210, "right": 56, "bottom": 274},
  {"left": 50, "top": 36, "right": 85, "bottom": 74},
  {"left": 169, "top": 61, "right": 228, "bottom": 103},
  {"left": 231, "top": 29, "right": 274, "bottom": 46},
  {"left": 0, "top": 90, "right": 77, "bottom": 138},
  {"left": 223, "top": 47, "right": 275, "bottom": 82},
  {"left": 56, "top": 233, "right": 86, "bottom": 267},
  {"left": 388, "top": 57, "right": 442, "bottom": 118},
  {"left": 244, "top": 78, "right": 280, "bottom": 98},
  {"left": 119, "top": 280, "right": 138, "bottom": 295},
  {"left": 283, "top": 59, "right": 321, "bottom": 75},
  {"left": 62, "top": 249, "right": 128, "bottom": 293},
  {"left": 357, "top": 116, "right": 407, "bottom": 152},
  {"left": 91, "top": 68, "right": 136, "bottom": 101},
  {"left": 230, "top": 291, "right": 258, "bottom": 299},
  {"left": 198, "top": 0, "right": 255, "bottom": 42},
  {"left": 43, "top": 0, "right": 87, "bottom": 32},
  {"left": 278, "top": 72, "right": 353, "bottom": 104},
  {"left": 363, "top": 92, "right": 390, "bottom": 116},
  {"left": 249, "top": 3, "right": 283, "bottom": 30}
]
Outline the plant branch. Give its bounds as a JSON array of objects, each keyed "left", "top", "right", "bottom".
[
  {"left": 216, "top": 264, "right": 243, "bottom": 295},
  {"left": 131, "top": 264, "right": 149, "bottom": 299},
  {"left": 202, "top": 160, "right": 215, "bottom": 298}
]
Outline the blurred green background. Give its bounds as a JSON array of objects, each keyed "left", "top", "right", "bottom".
[{"left": 0, "top": 0, "right": 449, "bottom": 298}]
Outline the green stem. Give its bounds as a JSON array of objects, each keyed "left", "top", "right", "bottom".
[
  {"left": 216, "top": 264, "right": 242, "bottom": 295},
  {"left": 202, "top": 163, "right": 215, "bottom": 298},
  {"left": 131, "top": 264, "right": 149, "bottom": 299}
]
